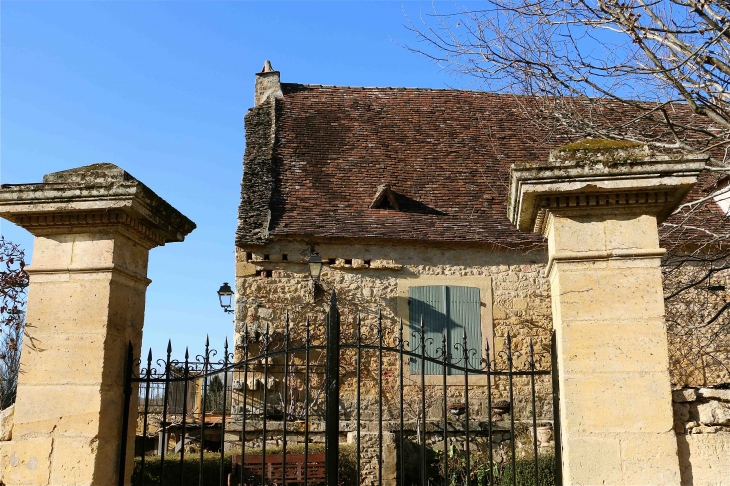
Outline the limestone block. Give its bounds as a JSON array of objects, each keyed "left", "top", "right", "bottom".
[
  {"left": 560, "top": 319, "right": 671, "bottom": 374},
  {"left": 619, "top": 433, "right": 682, "bottom": 485},
  {"left": 562, "top": 373, "right": 674, "bottom": 433},
  {"left": 16, "top": 331, "right": 107, "bottom": 387},
  {"left": 0, "top": 405, "right": 13, "bottom": 441},
  {"left": 677, "top": 433, "right": 730, "bottom": 486},
  {"left": 697, "top": 388, "right": 730, "bottom": 402},
  {"left": 3, "top": 437, "right": 53, "bottom": 486},
  {"left": 50, "top": 436, "right": 106, "bottom": 486},
  {"left": 564, "top": 436, "right": 623, "bottom": 485},
  {"left": 352, "top": 258, "right": 368, "bottom": 269},
  {"left": 24, "top": 279, "right": 113, "bottom": 335},
  {"left": 551, "top": 266, "right": 665, "bottom": 321},
  {"left": 604, "top": 214, "right": 661, "bottom": 252},
  {"left": 12, "top": 385, "right": 104, "bottom": 437},
  {"left": 236, "top": 261, "right": 258, "bottom": 276},
  {"left": 696, "top": 400, "right": 730, "bottom": 425},
  {"left": 369, "top": 259, "right": 403, "bottom": 270},
  {"left": 673, "top": 388, "right": 698, "bottom": 403},
  {"left": 550, "top": 215, "right": 607, "bottom": 253},
  {"left": 0, "top": 441, "right": 10, "bottom": 483}
]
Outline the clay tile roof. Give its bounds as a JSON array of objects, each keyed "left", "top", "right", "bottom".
[{"left": 236, "top": 83, "right": 726, "bottom": 248}]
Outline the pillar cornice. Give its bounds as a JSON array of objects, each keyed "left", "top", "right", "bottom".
[
  {"left": 0, "top": 163, "right": 196, "bottom": 248},
  {"left": 508, "top": 143, "right": 708, "bottom": 234}
]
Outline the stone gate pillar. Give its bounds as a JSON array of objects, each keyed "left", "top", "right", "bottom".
[
  {"left": 0, "top": 164, "right": 195, "bottom": 486},
  {"left": 508, "top": 142, "right": 707, "bottom": 485}
]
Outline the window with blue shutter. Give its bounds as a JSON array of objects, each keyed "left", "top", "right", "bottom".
[{"left": 409, "top": 286, "right": 482, "bottom": 375}]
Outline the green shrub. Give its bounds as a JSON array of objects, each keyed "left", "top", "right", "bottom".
[
  {"left": 497, "top": 454, "right": 555, "bottom": 486},
  {"left": 132, "top": 445, "right": 357, "bottom": 486},
  {"left": 132, "top": 453, "right": 232, "bottom": 486}
]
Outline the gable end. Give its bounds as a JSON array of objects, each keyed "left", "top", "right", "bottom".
[{"left": 236, "top": 97, "right": 277, "bottom": 246}]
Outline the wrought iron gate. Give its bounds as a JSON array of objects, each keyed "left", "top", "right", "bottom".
[{"left": 121, "top": 291, "right": 562, "bottom": 486}]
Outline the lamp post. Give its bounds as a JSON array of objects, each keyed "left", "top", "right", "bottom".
[
  {"left": 217, "top": 282, "right": 234, "bottom": 314},
  {"left": 307, "top": 252, "right": 323, "bottom": 300}
]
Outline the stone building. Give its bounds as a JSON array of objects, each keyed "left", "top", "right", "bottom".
[{"left": 234, "top": 62, "right": 729, "bottom": 391}]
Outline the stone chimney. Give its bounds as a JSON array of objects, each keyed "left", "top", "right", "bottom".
[{"left": 254, "top": 60, "right": 283, "bottom": 106}]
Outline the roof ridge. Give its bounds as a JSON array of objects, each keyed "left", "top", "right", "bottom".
[{"left": 280, "top": 82, "right": 489, "bottom": 93}]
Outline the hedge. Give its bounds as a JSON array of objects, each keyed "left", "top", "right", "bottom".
[
  {"left": 132, "top": 445, "right": 357, "bottom": 486},
  {"left": 497, "top": 454, "right": 556, "bottom": 486}
]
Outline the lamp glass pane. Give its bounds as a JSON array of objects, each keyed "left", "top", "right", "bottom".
[{"left": 309, "top": 261, "right": 323, "bottom": 280}]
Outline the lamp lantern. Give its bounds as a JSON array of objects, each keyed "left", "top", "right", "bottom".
[
  {"left": 217, "top": 282, "right": 234, "bottom": 314},
  {"left": 307, "top": 252, "right": 323, "bottom": 283}
]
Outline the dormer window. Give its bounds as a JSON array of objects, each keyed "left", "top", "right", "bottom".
[{"left": 370, "top": 184, "right": 399, "bottom": 211}]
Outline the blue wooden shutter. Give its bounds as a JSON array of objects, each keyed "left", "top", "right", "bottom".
[
  {"left": 447, "top": 286, "right": 482, "bottom": 375},
  {"left": 409, "top": 286, "right": 447, "bottom": 375}
]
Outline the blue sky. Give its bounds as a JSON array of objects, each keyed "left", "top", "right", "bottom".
[{"left": 1, "top": 1, "right": 461, "bottom": 360}]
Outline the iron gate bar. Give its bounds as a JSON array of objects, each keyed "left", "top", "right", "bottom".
[
  {"left": 377, "top": 309, "right": 383, "bottom": 486},
  {"left": 261, "top": 324, "right": 270, "bottom": 486},
  {"left": 486, "top": 339, "right": 494, "bottom": 486},
  {"left": 240, "top": 326, "right": 249, "bottom": 486},
  {"left": 419, "top": 317, "right": 426, "bottom": 486},
  {"left": 180, "top": 348, "right": 190, "bottom": 486},
  {"left": 398, "top": 319, "right": 405, "bottom": 486},
  {"left": 441, "top": 330, "right": 448, "bottom": 486},
  {"left": 506, "top": 333, "right": 516, "bottom": 486},
  {"left": 282, "top": 315, "right": 289, "bottom": 486},
  {"left": 140, "top": 349, "right": 152, "bottom": 486},
  {"left": 463, "top": 328, "right": 471, "bottom": 486},
  {"left": 199, "top": 336, "right": 210, "bottom": 486},
  {"left": 304, "top": 318, "right": 311, "bottom": 486},
  {"left": 356, "top": 315, "right": 362, "bottom": 485},
  {"left": 118, "top": 342, "right": 133, "bottom": 486},
  {"left": 324, "top": 290, "right": 340, "bottom": 486},
  {"left": 160, "top": 341, "right": 172, "bottom": 486},
  {"left": 552, "top": 331, "right": 563, "bottom": 486},
  {"left": 220, "top": 338, "right": 229, "bottom": 486},
  {"left": 529, "top": 339, "right": 539, "bottom": 486}
]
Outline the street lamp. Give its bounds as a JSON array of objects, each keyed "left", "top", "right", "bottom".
[
  {"left": 217, "top": 282, "right": 234, "bottom": 314},
  {"left": 307, "top": 252, "right": 323, "bottom": 300}
]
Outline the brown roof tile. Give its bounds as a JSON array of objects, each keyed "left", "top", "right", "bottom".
[{"left": 236, "top": 83, "right": 725, "bottom": 248}]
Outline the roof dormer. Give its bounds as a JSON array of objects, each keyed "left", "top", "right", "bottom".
[{"left": 370, "top": 184, "right": 399, "bottom": 210}]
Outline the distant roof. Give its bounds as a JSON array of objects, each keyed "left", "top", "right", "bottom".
[{"left": 236, "top": 82, "right": 725, "bottom": 249}]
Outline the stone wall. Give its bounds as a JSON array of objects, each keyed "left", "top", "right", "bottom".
[
  {"left": 234, "top": 239, "right": 554, "bottom": 403},
  {"left": 673, "top": 387, "right": 730, "bottom": 485},
  {"left": 664, "top": 263, "right": 730, "bottom": 387},
  {"left": 234, "top": 239, "right": 554, "bottom": 486}
]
